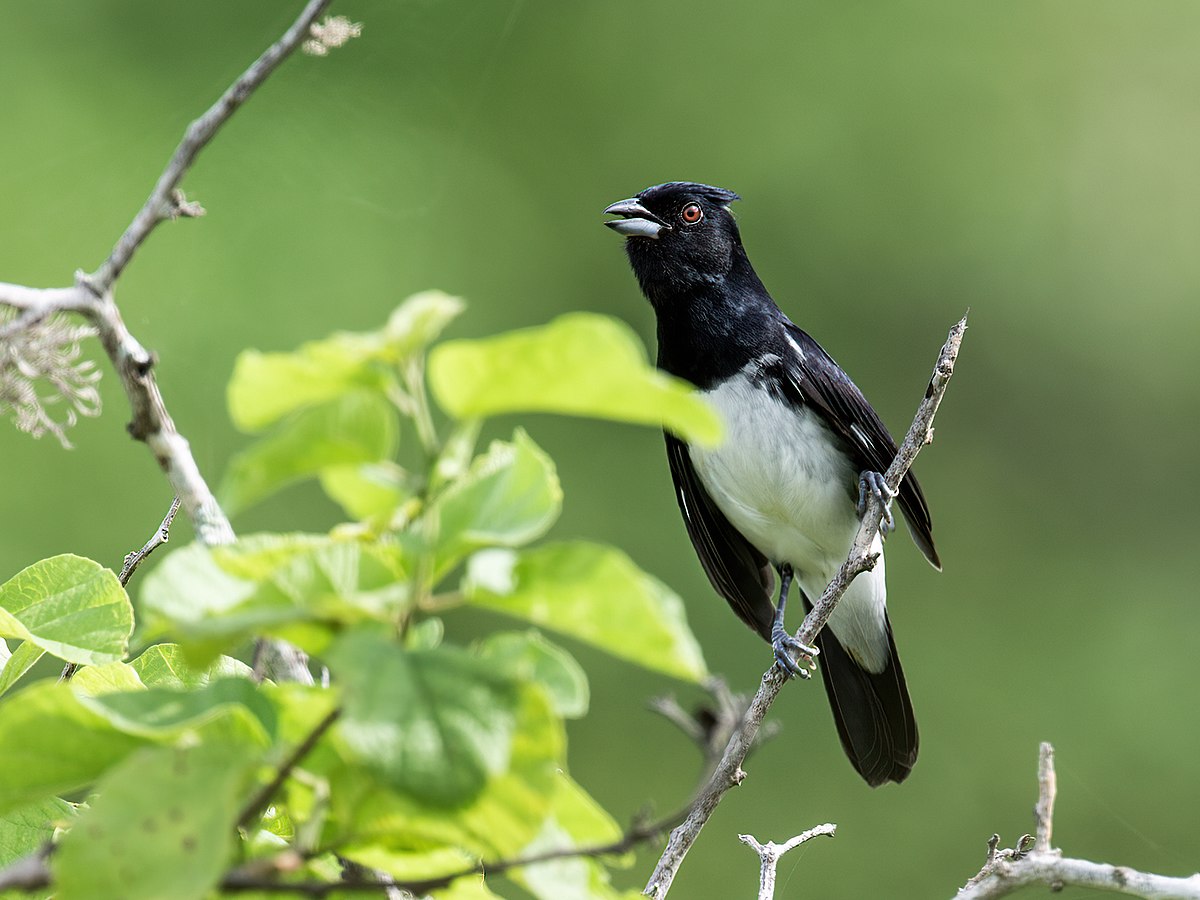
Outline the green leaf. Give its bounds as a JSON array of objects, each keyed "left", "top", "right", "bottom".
[
  {"left": 431, "top": 879, "right": 506, "bottom": 900},
  {"left": 0, "top": 683, "right": 145, "bottom": 815},
  {"left": 220, "top": 390, "right": 400, "bottom": 514},
  {"left": 428, "top": 313, "right": 722, "bottom": 446},
  {"left": 54, "top": 743, "right": 251, "bottom": 900},
  {"left": 327, "top": 631, "right": 527, "bottom": 807},
  {"left": 0, "top": 554, "right": 132, "bottom": 665},
  {"left": 138, "top": 535, "right": 409, "bottom": 664},
  {"left": 0, "top": 640, "right": 44, "bottom": 697},
  {"left": 78, "top": 678, "right": 276, "bottom": 749},
  {"left": 383, "top": 290, "right": 465, "bottom": 358},
  {"left": 331, "top": 674, "right": 561, "bottom": 860},
  {"left": 227, "top": 334, "right": 387, "bottom": 433},
  {"left": 464, "top": 542, "right": 708, "bottom": 682},
  {"left": 0, "top": 797, "right": 75, "bottom": 867},
  {"left": 128, "top": 644, "right": 253, "bottom": 688},
  {"left": 227, "top": 292, "right": 464, "bottom": 433},
  {"left": 512, "top": 774, "right": 631, "bottom": 900},
  {"left": 70, "top": 661, "right": 145, "bottom": 696},
  {"left": 424, "top": 429, "right": 561, "bottom": 575},
  {"left": 320, "top": 461, "right": 410, "bottom": 521},
  {"left": 477, "top": 631, "right": 589, "bottom": 719}
]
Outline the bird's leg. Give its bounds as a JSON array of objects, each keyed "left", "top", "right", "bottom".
[
  {"left": 857, "top": 470, "right": 897, "bottom": 534},
  {"left": 771, "top": 564, "right": 818, "bottom": 679}
]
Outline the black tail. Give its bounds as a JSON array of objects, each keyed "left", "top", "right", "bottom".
[{"left": 811, "top": 613, "right": 918, "bottom": 787}]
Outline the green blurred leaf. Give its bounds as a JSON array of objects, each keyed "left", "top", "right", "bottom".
[
  {"left": 425, "top": 429, "right": 561, "bottom": 575},
  {"left": 431, "top": 879, "right": 505, "bottom": 900},
  {"left": 428, "top": 313, "right": 722, "bottom": 446},
  {"left": 228, "top": 292, "right": 464, "bottom": 433},
  {"left": 477, "top": 631, "right": 589, "bottom": 719},
  {"left": 327, "top": 630, "right": 527, "bottom": 808},
  {"left": 513, "top": 774, "right": 631, "bottom": 900},
  {"left": 320, "top": 461, "right": 410, "bottom": 521},
  {"left": 383, "top": 290, "right": 465, "bottom": 358},
  {"left": 228, "top": 335, "right": 386, "bottom": 433},
  {"left": 0, "top": 797, "right": 75, "bottom": 867},
  {"left": 464, "top": 542, "right": 707, "bottom": 682},
  {"left": 220, "top": 390, "right": 399, "bottom": 514},
  {"left": 54, "top": 743, "right": 251, "bottom": 900},
  {"left": 78, "top": 678, "right": 276, "bottom": 748},
  {"left": 0, "top": 554, "right": 132, "bottom": 665},
  {"left": 0, "top": 640, "right": 44, "bottom": 697},
  {"left": 0, "top": 683, "right": 145, "bottom": 815}
]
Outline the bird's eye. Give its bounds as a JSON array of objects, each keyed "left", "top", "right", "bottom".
[{"left": 680, "top": 203, "right": 703, "bottom": 224}]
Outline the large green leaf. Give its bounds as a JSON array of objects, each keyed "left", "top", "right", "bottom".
[
  {"left": 464, "top": 542, "right": 708, "bottom": 682},
  {"left": 428, "top": 313, "right": 721, "bottom": 446},
  {"left": 423, "top": 429, "right": 561, "bottom": 576},
  {"left": 0, "top": 554, "right": 132, "bottom": 666},
  {"left": 331, "top": 678, "right": 562, "bottom": 862},
  {"left": 54, "top": 743, "right": 252, "bottom": 900},
  {"left": 228, "top": 291, "right": 464, "bottom": 432},
  {"left": 0, "top": 797, "right": 76, "bottom": 867},
  {"left": 327, "top": 631, "right": 527, "bottom": 808},
  {"left": 220, "top": 390, "right": 399, "bottom": 514},
  {"left": 0, "top": 683, "right": 145, "bottom": 816}
]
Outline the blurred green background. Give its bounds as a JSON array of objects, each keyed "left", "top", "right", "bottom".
[{"left": 3, "top": 1, "right": 1199, "bottom": 897}]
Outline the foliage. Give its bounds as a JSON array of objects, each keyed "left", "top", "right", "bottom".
[{"left": 0, "top": 295, "right": 715, "bottom": 898}]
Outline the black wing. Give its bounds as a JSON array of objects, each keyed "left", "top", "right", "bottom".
[
  {"left": 778, "top": 321, "right": 940, "bottom": 569},
  {"left": 664, "top": 433, "right": 776, "bottom": 641}
]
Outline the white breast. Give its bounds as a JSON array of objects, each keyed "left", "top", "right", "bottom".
[{"left": 689, "top": 366, "right": 890, "bottom": 671}]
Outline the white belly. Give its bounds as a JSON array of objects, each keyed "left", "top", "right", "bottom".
[{"left": 689, "top": 369, "right": 891, "bottom": 671}]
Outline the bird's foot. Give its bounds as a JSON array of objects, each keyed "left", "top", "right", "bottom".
[
  {"left": 771, "top": 624, "right": 818, "bottom": 680},
  {"left": 857, "top": 470, "right": 896, "bottom": 534}
]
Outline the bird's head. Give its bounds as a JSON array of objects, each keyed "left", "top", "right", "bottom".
[{"left": 604, "top": 182, "right": 743, "bottom": 303}]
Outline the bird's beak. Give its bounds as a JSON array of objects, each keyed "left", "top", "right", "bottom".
[{"left": 604, "top": 198, "right": 669, "bottom": 239}]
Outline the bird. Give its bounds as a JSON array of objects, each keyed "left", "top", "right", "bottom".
[{"left": 603, "top": 181, "right": 940, "bottom": 786}]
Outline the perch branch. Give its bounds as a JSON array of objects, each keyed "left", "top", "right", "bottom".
[
  {"left": 740, "top": 824, "right": 837, "bottom": 900},
  {"left": 644, "top": 313, "right": 968, "bottom": 898},
  {"left": 955, "top": 742, "right": 1200, "bottom": 899}
]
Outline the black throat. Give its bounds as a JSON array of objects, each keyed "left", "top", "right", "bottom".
[{"left": 639, "top": 245, "right": 782, "bottom": 390}]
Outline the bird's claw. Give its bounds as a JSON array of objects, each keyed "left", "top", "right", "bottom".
[
  {"left": 771, "top": 626, "right": 818, "bottom": 680},
  {"left": 857, "top": 470, "right": 896, "bottom": 534}
]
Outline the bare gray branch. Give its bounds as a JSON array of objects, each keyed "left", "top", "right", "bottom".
[{"left": 740, "top": 825, "right": 837, "bottom": 900}]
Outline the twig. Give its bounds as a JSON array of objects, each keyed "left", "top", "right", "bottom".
[
  {"left": 117, "top": 495, "right": 182, "bottom": 584},
  {"left": 956, "top": 743, "right": 1200, "bottom": 899},
  {"left": 1032, "top": 741, "right": 1055, "bottom": 853},
  {"left": 60, "top": 496, "right": 182, "bottom": 682},
  {"left": 237, "top": 707, "right": 342, "bottom": 830},
  {"left": 644, "top": 314, "right": 968, "bottom": 898},
  {"left": 740, "top": 825, "right": 837, "bottom": 900},
  {"left": 0, "top": 0, "right": 331, "bottom": 547}
]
